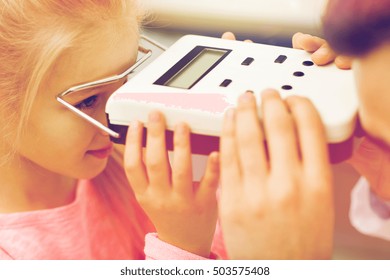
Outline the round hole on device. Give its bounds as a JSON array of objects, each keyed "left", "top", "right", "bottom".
[
  {"left": 293, "top": 71, "right": 305, "bottom": 77},
  {"left": 302, "top": 60, "right": 314, "bottom": 66},
  {"left": 282, "top": 85, "right": 293, "bottom": 90}
]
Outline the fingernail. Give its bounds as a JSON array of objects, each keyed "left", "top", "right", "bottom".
[
  {"left": 130, "top": 120, "right": 140, "bottom": 132},
  {"left": 261, "top": 88, "right": 278, "bottom": 98},
  {"left": 211, "top": 152, "right": 219, "bottom": 164},
  {"left": 149, "top": 111, "right": 160, "bottom": 122},
  {"left": 209, "top": 152, "right": 220, "bottom": 172},
  {"left": 239, "top": 92, "right": 254, "bottom": 103},
  {"left": 225, "top": 108, "right": 235, "bottom": 120},
  {"left": 176, "top": 123, "right": 188, "bottom": 135},
  {"left": 316, "top": 47, "right": 329, "bottom": 55},
  {"left": 312, "top": 47, "right": 330, "bottom": 60}
]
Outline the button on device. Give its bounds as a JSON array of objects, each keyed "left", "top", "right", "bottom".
[
  {"left": 220, "top": 79, "right": 232, "bottom": 87},
  {"left": 274, "top": 55, "right": 287, "bottom": 64},
  {"left": 282, "top": 85, "right": 293, "bottom": 90},
  {"left": 303, "top": 60, "right": 314, "bottom": 66},
  {"left": 293, "top": 71, "right": 305, "bottom": 77},
  {"left": 241, "top": 57, "right": 254, "bottom": 66}
]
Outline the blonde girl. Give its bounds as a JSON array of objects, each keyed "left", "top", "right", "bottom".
[{"left": 0, "top": 0, "right": 223, "bottom": 259}]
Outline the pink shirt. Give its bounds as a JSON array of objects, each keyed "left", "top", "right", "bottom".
[{"left": 0, "top": 180, "right": 226, "bottom": 260}]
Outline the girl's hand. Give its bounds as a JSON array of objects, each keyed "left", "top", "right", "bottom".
[
  {"left": 124, "top": 111, "right": 219, "bottom": 257},
  {"left": 292, "top": 32, "right": 352, "bottom": 69},
  {"left": 221, "top": 31, "right": 236, "bottom": 40},
  {"left": 219, "top": 90, "right": 334, "bottom": 259},
  {"left": 221, "top": 31, "right": 253, "bottom": 43}
]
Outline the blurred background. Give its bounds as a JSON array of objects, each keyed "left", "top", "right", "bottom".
[
  {"left": 139, "top": 0, "right": 390, "bottom": 259},
  {"left": 141, "top": 0, "right": 327, "bottom": 46}
]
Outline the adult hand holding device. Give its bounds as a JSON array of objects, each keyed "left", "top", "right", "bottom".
[
  {"left": 219, "top": 90, "right": 334, "bottom": 259},
  {"left": 292, "top": 32, "right": 352, "bottom": 69},
  {"left": 292, "top": 32, "right": 390, "bottom": 201}
]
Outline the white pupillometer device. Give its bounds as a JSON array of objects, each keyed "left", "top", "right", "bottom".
[{"left": 106, "top": 35, "right": 358, "bottom": 162}]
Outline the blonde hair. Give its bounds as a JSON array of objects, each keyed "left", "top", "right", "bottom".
[{"left": 0, "top": 0, "right": 143, "bottom": 162}]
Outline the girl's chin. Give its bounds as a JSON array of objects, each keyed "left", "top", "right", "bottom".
[{"left": 77, "top": 158, "right": 109, "bottom": 179}]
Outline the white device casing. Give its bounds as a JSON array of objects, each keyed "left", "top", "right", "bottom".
[{"left": 106, "top": 35, "right": 358, "bottom": 143}]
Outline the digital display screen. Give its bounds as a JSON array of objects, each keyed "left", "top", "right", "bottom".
[
  {"left": 154, "top": 46, "right": 231, "bottom": 89},
  {"left": 165, "top": 49, "right": 226, "bottom": 89}
]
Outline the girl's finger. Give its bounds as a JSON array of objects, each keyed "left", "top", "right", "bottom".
[
  {"left": 145, "top": 111, "right": 170, "bottom": 189},
  {"left": 235, "top": 91, "right": 269, "bottom": 182},
  {"left": 197, "top": 152, "right": 220, "bottom": 201},
  {"left": 124, "top": 121, "right": 148, "bottom": 194},
  {"left": 221, "top": 31, "right": 236, "bottom": 40},
  {"left": 311, "top": 43, "right": 338, "bottom": 66},
  {"left": 172, "top": 123, "right": 193, "bottom": 197},
  {"left": 285, "top": 96, "right": 330, "bottom": 179},
  {"left": 335, "top": 55, "right": 353, "bottom": 70},
  {"left": 220, "top": 108, "right": 241, "bottom": 195},
  {"left": 292, "top": 33, "right": 338, "bottom": 66},
  {"left": 292, "top": 32, "right": 326, "bottom": 51}
]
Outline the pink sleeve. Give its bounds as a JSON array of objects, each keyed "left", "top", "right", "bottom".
[
  {"left": 210, "top": 221, "right": 228, "bottom": 259},
  {"left": 144, "top": 233, "right": 217, "bottom": 260}
]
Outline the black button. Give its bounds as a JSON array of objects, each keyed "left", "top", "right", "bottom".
[
  {"left": 274, "top": 55, "right": 287, "bottom": 64},
  {"left": 282, "top": 85, "right": 293, "bottom": 90},
  {"left": 293, "top": 71, "right": 305, "bottom": 77},
  {"left": 303, "top": 60, "right": 314, "bottom": 66},
  {"left": 220, "top": 79, "right": 232, "bottom": 87},
  {"left": 241, "top": 57, "right": 254, "bottom": 66}
]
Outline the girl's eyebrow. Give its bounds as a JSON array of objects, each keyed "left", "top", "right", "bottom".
[
  {"left": 60, "top": 78, "right": 126, "bottom": 104},
  {"left": 58, "top": 73, "right": 128, "bottom": 104},
  {"left": 61, "top": 86, "right": 109, "bottom": 104}
]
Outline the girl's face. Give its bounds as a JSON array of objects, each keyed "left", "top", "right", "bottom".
[
  {"left": 16, "top": 29, "right": 138, "bottom": 179},
  {"left": 353, "top": 42, "right": 390, "bottom": 146}
]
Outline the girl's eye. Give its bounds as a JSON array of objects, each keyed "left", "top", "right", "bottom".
[{"left": 75, "top": 95, "right": 99, "bottom": 111}]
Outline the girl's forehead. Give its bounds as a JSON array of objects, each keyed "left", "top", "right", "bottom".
[{"left": 46, "top": 33, "right": 138, "bottom": 97}]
